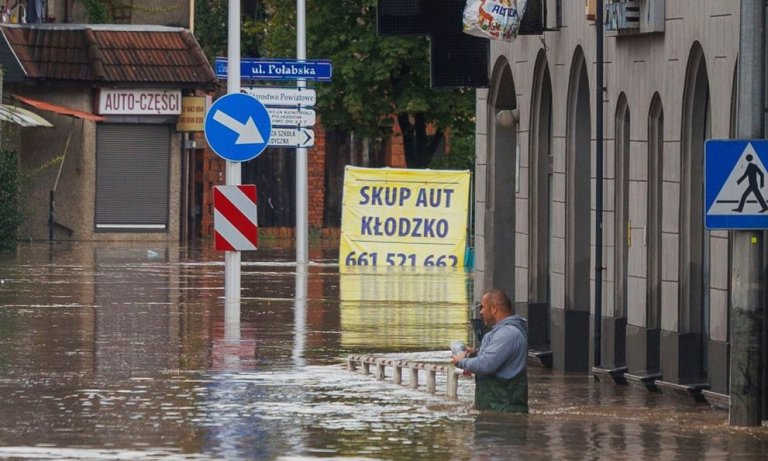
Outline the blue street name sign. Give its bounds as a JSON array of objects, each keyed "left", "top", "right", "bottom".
[
  {"left": 215, "top": 57, "right": 333, "bottom": 82},
  {"left": 204, "top": 93, "right": 272, "bottom": 162},
  {"left": 705, "top": 139, "right": 768, "bottom": 229}
]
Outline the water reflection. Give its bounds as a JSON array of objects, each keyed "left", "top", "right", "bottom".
[
  {"left": 0, "top": 242, "right": 767, "bottom": 460},
  {"left": 339, "top": 266, "right": 472, "bottom": 351},
  {"left": 293, "top": 264, "right": 308, "bottom": 367}
]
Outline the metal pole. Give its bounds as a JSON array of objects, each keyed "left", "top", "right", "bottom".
[
  {"left": 49, "top": 190, "right": 54, "bottom": 241},
  {"left": 293, "top": 264, "right": 308, "bottom": 367},
  {"left": 593, "top": 0, "right": 604, "bottom": 368},
  {"left": 180, "top": 133, "right": 188, "bottom": 243},
  {"left": 296, "top": 0, "right": 309, "bottom": 265},
  {"left": 730, "top": 0, "right": 765, "bottom": 426},
  {"left": 225, "top": 0, "right": 242, "bottom": 308},
  {"left": 49, "top": 120, "right": 74, "bottom": 242}
]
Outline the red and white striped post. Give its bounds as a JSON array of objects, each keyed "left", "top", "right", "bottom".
[{"left": 214, "top": 185, "right": 258, "bottom": 251}]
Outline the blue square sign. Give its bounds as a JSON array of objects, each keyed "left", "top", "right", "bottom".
[{"left": 705, "top": 140, "right": 768, "bottom": 229}]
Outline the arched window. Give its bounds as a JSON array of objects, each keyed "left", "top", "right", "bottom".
[
  {"left": 648, "top": 93, "right": 663, "bottom": 331},
  {"left": 614, "top": 94, "right": 630, "bottom": 323},
  {"left": 679, "top": 42, "right": 711, "bottom": 380}
]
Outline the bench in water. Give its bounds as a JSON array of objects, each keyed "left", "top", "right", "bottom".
[
  {"left": 654, "top": 379, "right": 710, "bottom": 403},
  {"left": 592, "top": 365, "right": 629, "bottom": 385},
  {"left": 624, "top": 370, "right": 663, "bottom": 391},
  {"left": 347, "top": 355, "right": 463, "bottom": 400}
]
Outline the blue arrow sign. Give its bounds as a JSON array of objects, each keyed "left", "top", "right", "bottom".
[
  {"left": 215, "top": 57, "right": 333, "bottom": 81},
  {"left": 705, "top": 139, "right": 768, "bottom": 229},
  {"left": 204, "top": 93, "right": 271, "bottom": 162}
]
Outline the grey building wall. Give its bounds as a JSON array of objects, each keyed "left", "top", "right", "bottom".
[
  {"left": 475, "top": 0, "right": 737, "bottom": 390},
  {"left": 16, "top": 85, "right": 182, "bottom": 242},
  {"left": 17, "top": 86, "right": 96, "bottom": 241}
]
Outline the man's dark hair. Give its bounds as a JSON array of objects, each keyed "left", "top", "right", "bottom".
[{"left": 487, "top": 288, "right": 512, "bottom": 314}]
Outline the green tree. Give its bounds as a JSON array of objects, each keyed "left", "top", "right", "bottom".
[
  {"left": 0, "top": 148, "right": 24, "bottom": 250},
  {"left": 257, "top": 0, "right": 475, "bottom": 168},
  {"left": 75, "top": 0, "right": 110, "bottom": 23},
  {"left": 194, "top": 0, "right": 263, "bottom": 63}
]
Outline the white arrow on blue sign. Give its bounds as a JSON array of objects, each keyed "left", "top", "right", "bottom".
[
  {"left": 705, "top": 139, "right": 768, "bottom": 229},
  {"left": 204, "top": 93, "right": 272, "bottom": 162}
]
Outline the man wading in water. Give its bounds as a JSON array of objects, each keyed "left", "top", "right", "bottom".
[{"left": 451, "top": 288, "right": 528, "bottom": 413}]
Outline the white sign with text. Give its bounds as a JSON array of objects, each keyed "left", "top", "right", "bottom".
[{"left": 98, "top": 89, "right": 182, "bottom": 115}]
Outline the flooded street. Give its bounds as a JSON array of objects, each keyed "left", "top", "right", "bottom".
[{"left": 1, "top": 242, "right": 767, "bottom": 460}]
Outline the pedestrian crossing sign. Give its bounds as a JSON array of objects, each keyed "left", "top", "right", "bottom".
[{"left": 705, "top": 140, "right": 768, "bottom": 229}]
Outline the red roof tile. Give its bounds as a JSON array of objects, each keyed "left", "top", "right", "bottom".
[{"left": 0, "top": 24, "right": 216, "bottom": 86}]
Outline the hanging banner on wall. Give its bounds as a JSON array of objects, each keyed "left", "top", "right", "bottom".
[
  {"left": 463, "top": 0, "right": 529, "bottom": 42},
  {"left": 340, "top": 166, "right": 470, "bottom": 267}
]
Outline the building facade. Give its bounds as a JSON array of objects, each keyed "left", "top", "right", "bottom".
[
  {"left": 0, "top": 23, "right": 216, "bottom": 242},
  {"left": 474, "top": 0, "right": 742, "bottom": 398}
]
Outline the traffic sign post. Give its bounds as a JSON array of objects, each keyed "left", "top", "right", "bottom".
[
  {"left": 223, "top": 0, "right": 243, "bottom": 352},
  {"left": 296, "top": 0, "right": 309, "bottom": 266},
  {"left": 214, "top": 1, "right": 328, "bottom": 269},
  {"left": 705, "top": 140, "right": 768, "bottom": 229}
]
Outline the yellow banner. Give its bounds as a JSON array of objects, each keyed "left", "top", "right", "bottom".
[{"left": 340, "top": 166, "right": 470, "bottom": 267}]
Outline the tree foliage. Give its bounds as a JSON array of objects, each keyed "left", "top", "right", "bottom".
[
  {"left": 257, "top": 0, "right": 475, "bottom": 168},
  {"left": 194, "top": 0, "right": 475, "bottom": 169},
  {"left": 74, "top": 0, "right": 111, "bottom": 23},
  {"left": 0, "top": 148, "right": 24, "bottom": 249}
]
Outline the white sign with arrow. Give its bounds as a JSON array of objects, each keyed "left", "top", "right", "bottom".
[{"left": 269, "top": 128, "right": 315, "bottom": 148}]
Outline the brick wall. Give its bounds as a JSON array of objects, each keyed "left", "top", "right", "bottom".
[
  {"left": 307, "top": 122, "right": 326, "bottom": 228},
  {"left": 387, "top": 117, "right": 408, "bottom": 168},
  {"left": 199, "top": 136, "right": 225, "bottom": 238}
]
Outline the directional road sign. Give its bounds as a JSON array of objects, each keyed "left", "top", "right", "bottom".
[
  {"left": 267, "top": 107, "right": 316, "bottom": 127},
  {"left": 269, "top": 128, "right": 315, "bottom": 148},
  {"left": 705, "top": 139, "right": 768, "bottom": 229},
  {"left": 242, "top": 87, "right": 316, "bottom": 107},
  {"left": 216, "top": 58, "right": 333, "bottom": 82},
  {"left": 204, "top": 93, "right": 271, "bottom": 162}
]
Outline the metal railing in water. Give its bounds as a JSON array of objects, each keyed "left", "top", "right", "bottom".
[{"left": 346, "top": 355, "right": 464, "bottom": 400}]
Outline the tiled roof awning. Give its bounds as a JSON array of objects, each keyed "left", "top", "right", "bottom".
[
  {"left": 0, "top": 103, "right": 53, "bottom": 127},
  {"left": 12, "top": 94, "right": 105, "bottom": 121},
  {"left": 0, "top": 24, "right": 217, "bottom": 86}
]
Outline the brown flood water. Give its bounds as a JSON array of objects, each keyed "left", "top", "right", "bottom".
[{"left": 0, "top": 241, "right": 766, "bottom": 460}]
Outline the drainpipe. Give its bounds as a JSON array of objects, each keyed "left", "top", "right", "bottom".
[{"left": 593, "top": 0, "right": 605, "bottom": 368}]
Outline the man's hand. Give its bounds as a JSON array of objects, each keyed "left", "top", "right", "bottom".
[{"left": 451, "top": 351, "right": 467, "bottom": 365}]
